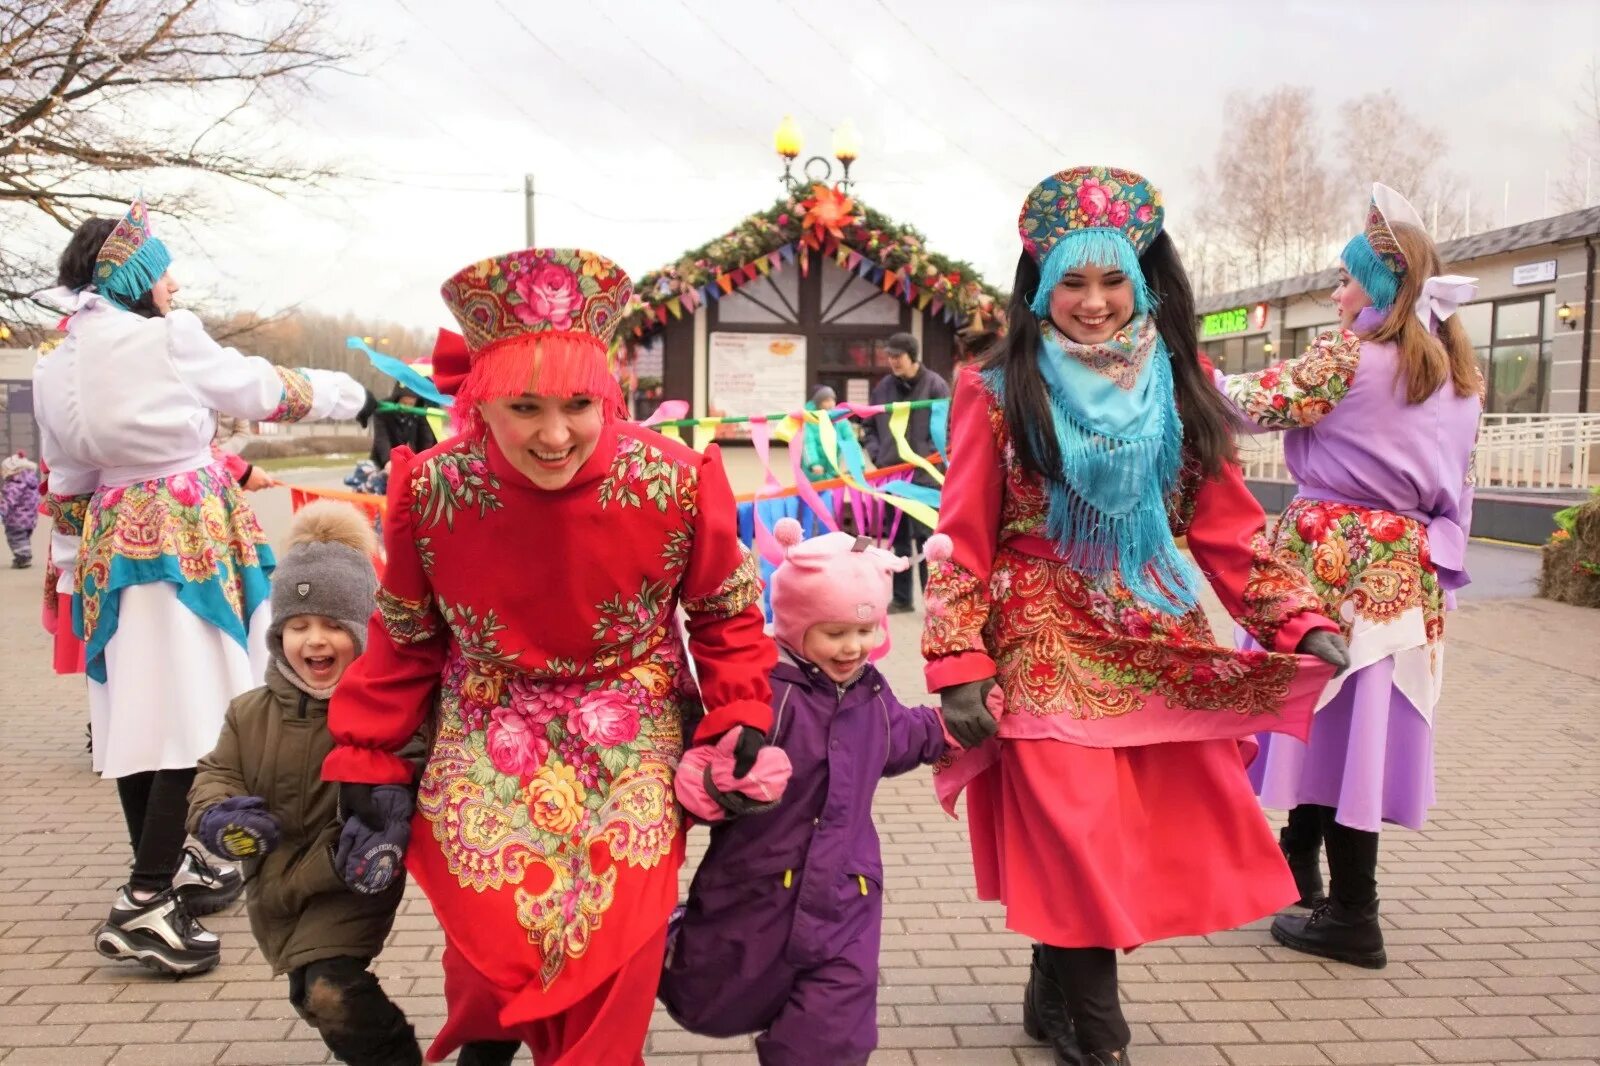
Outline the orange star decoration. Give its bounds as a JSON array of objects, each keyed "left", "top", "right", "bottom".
[{"left": 800, "top": 183, "right": 857, "bottom": 240}]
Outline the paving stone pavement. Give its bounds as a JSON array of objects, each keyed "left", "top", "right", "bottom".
[{"left": 1, "top": 511, "right": 1596, "bottom": 1066}]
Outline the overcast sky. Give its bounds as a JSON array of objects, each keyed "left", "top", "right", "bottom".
[{"left": 140, "top": 0, "right": 1599, "bottom": 331}]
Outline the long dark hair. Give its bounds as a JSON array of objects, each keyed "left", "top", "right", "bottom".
[
  {"left": 982, "top": 231, "right": 1237, "bottom": 480},
  {"left": 56, "top": 217, "right": 161, "bottom": 318}
]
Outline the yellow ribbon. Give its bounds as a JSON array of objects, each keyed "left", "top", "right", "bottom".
[
  {"left": 887, "top": 402, "right": 945, "bottom": 485},
  {"left": 815, "top": 408, "right": 940, "bottom": 529}
]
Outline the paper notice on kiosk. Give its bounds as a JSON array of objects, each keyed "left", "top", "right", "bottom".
[{"left": 707, "top": 331, "right": 807, "bottom": 440}]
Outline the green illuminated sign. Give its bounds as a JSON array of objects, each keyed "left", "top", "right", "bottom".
[{"left": 1201, "top": 306, "right": 1248, "bottom": 338}]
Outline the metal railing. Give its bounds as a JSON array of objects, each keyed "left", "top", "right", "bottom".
[{"left": 1237, "top": 412, "right": 1600, "bottom": 493}]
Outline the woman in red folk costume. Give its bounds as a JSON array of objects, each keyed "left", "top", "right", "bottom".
[
  {"left": 922, "top": 167, "right": 1349, "bottom": 1065},
  {"left": 323, "top": 248, "right": 776, "bottom": 1066}
]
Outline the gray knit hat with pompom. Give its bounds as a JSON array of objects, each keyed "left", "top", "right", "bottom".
[{"left": 267, "top": 500, "right": 379, "bottom": 662}]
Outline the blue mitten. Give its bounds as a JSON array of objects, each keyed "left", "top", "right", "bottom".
[
  {"left": 197, "top": 796, "right": 281, "bottom": 860},
  {"left": 335, "top": 785, "right": 413, "bottom": 895}
]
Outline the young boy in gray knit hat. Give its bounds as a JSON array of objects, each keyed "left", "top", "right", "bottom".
[{"left": 188, "top": 501, "right": 423, "bottom": 1066}]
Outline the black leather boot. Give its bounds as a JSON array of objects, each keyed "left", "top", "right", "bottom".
[
  {"left": 1082, "top": 1050, "right": 1131, "bottom": 1065},
  {"left": 1023, "top": 943, "right": 1079, "bottom": 1062},
  {"left": 456, "top": 1040, "right": 520, "bottom": 1065},
  {"left": 1271, "top": 899, "right": 1387, "bottom": 969},
  {"left": 1280, "top": 826, "right": 1326, "bottom": 908}
]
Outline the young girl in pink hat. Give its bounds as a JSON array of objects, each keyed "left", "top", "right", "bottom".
[{"left": 661, "top": 517, "right": 950, "bottom": 1066}]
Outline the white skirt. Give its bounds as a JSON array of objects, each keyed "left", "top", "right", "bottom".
[{"left": 88, "top": 582, "right": 271, "bottom": 779}]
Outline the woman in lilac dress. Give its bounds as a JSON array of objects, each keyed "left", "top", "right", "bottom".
[{"left": 1215, "top": 184, "right": 1482, "bottom": 969}]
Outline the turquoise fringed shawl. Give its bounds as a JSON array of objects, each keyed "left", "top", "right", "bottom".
[{"left": 986, "top": 315, "right": 1201, "bottom": 614}]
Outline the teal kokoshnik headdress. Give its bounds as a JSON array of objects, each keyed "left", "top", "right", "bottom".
[{"left": 91, "top": 199, "right": 172, "bottom": 310}]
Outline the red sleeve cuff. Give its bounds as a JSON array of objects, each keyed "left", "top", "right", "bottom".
[
  {"left": 692, "top": 698, "right": 775, "bottom": 744},
  {"left": 924, "top": 651, "right": 997, "bottom": 694},
  {"left": 322, "top": 745, "right": 416, "bottom": 786},
  {"left": 1273, "top": 611, "right": 1338, "bottom": 654}
]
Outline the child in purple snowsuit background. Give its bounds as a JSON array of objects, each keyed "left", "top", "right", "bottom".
[
  {"left": 2, "top": 452, "right": 40, "bottom": 569},
  {"left": 661, "top": 517, "right": 949, "bottom": 1066}
]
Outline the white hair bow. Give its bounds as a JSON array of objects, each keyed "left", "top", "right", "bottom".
[{"left": 1417, "top": 275, "right": 1478, "bottom": 328}]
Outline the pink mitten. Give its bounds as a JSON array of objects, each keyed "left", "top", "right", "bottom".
[{"left": 675, "top": 730, "right": 794, "bottom": 823}]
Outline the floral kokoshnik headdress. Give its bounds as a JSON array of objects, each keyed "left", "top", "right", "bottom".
[{"left": 437, "top": 247, "right": 634, "bottom": 430}]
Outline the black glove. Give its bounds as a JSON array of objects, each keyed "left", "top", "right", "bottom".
[
  {"left": 702, "top": 767, "right": 782, "bottom": 818},
  {"left": 339, "top": 782, "right": 384, "bottom": 831},
  {"left": 1297, "top": 629, "right": 1350, "bottom": 676},
  {"left": 941, "top": 679, "right": 999, "bottom": 749},
  {"left": 730, "top": 725, "right": 766, "bottom": 779},
  {"left": 355, "top": 388, "right": 379, "bottom": 429}
]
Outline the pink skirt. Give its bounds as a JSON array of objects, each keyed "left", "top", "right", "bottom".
[{"left": 966, "top": 737, "right": 1296, "bottom": 949}]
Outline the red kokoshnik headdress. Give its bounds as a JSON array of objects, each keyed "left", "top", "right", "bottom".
[{"left": 438, "top": 247, "right": 633, "bottom": 429}]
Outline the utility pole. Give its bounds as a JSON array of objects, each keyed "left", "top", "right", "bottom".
[{"left": 524, "top": 174, "right": 536, "bottom": 245}]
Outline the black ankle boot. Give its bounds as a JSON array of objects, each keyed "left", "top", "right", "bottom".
[
  {"left": 1082, "top": 1050, "right": 1131, "bottom": 1065},
  {"left": 456, "top": 1039, "right": 520, "bottom": 1065},
  {"left": 1279, "top": 826, "right": 1326, "bottom": 908},
  {"left": 1271, "top": 899, "right": 1386, "bottom": 969},
  {"left": 1023, "top": 943, "right": 1078, "bottom": 1060}
]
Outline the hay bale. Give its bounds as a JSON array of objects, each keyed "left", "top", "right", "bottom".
[{"left": 1539, "top": 493, "right": 1600, "bottom": 608}]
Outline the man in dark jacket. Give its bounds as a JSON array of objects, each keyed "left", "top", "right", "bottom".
[{"left": 859, "top": 332, "right": 949, "bottom": 611}]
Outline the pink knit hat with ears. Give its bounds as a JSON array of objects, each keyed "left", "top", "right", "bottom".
[{"left": 769, "top": 517, "right": 910, "bottom": 654}]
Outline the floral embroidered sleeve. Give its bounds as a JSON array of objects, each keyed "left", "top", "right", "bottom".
[
  {"left": 1217, "top": 329, "right": 1362, "bottom": 431},
  {"left": 35, "top": 418, "right": 97, "bottom": 594},
  {"left": 164, "top": 309, "right": 368, "bottom": 425},
  {"left": 1176, "top": 456, "right": 1337, "bottom": 653},
  {"left": 922, "top": 367, "right": 1004, "bottom": 692},
  {"left": 325, "top": 447, "right": 449, "bottom": 785},
  {"left": 680, "top": 445, "right": 777, "bottom": 744}
]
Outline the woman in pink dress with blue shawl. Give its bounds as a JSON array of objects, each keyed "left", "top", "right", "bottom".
[{"left": 1215, "top": 184, "right": 1483, "bottom": 970}]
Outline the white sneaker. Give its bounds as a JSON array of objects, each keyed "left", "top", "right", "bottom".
[
  {"left": 172, "top": 847, "right": 244, "bottom": 916},
  {"left": 94, "top": 887, "right": 220, "bottom": 977}
]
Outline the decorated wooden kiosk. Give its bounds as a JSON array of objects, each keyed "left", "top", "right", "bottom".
[{"left": 614, "top": 151, "right": 1003, "bottom": 426}]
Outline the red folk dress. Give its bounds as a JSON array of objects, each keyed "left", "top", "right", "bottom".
[
  {"left": 324, "top": 421, "right": 774, "bottom": 1062},
  {"left": 923, "top": 365, "right": 1337, "bottom": 949}
]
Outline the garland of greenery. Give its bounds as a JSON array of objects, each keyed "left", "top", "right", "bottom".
[{"left": 619, "top": 183, "right": 1006, "bottom": 345}]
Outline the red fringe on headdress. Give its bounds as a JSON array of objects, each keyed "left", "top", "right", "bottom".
[{"left": 450, "top": 331, "right": 625, "bottom": 435}]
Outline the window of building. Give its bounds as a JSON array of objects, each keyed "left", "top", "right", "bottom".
[
  {"left": 1287, "top": 323, "right": 1339, "bottom": 360},
  {"left": 1452, "top": 297, "right": 1550, "bottom": 413},
  {"left": 1243, "top": 334, "right": 1269, "bottom": 371}
]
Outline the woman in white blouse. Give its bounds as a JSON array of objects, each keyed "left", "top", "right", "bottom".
[{"left": 34, "top": 200, "right": 368, "bottom": 976}]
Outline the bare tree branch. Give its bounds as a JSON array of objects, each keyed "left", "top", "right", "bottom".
[
  {"left": 1555, "top": 58, "right": 1600, "bottom": 211},
  {"left": 0, "top": 0, "right": 356, "bottom": 322},
  {"left": 1190, "top": 87, "right": 1344, "bottom": 296}
]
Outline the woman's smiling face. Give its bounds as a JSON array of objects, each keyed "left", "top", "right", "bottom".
[{"left": 1047, "top": 263, "right": 1135, "bottom": 344}]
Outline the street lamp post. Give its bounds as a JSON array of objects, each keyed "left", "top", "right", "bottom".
[{"left": 774, "top": 116, "right": 860, "bottom": 195}]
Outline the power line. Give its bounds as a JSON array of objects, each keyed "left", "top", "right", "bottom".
[
  {"left": 869, "top": 0, "right": 1070, "bottom": 160},
  {"left": 669, "top": 0, "right": 829, "bottom": 131},
  {"left": 670, "top": 0, "right": 923, "bottom": 189},
  {"left": 586, "top": 0, "right": 766, "bottom": 146},
  {"left": 534, "top": 189, "right": 738, "bottom": 227},
  {"left": 768, "top": 0, "right": 1032, "bottom": 194},
  {"left": 485, "top": 0, "right": 712, "bottom": 178},
  {"left": 388, "top": 0, "right": 579, "bottom": 165}
]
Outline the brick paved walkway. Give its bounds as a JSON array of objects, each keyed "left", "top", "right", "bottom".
[{"left": 1, "top": 515, "right": 1596, "bottom": 1065}]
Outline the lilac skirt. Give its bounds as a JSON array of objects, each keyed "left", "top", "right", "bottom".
[{"left": 1248, "top": 656, "right": 1435, "bottom": 832}]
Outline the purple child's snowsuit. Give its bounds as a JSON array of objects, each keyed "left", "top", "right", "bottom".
[
  {"left": 660, "top": 652, "right": 947, "bottom": 1065},
  {"left": 2, "top": 467, "right": 39, "bottom": 565}
]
